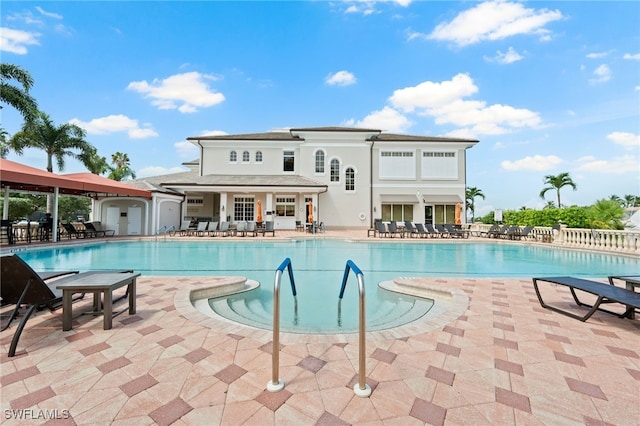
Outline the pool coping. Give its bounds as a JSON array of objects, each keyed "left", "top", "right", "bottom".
[{"left": 174, "top": 275, "right": 469, "bottom": 344}]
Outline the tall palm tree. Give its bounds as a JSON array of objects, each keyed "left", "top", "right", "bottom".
[
  {"left": 539, "top": 172, "right": 577, "bottom": 208},
  {"left": 9, "top": 111, "right": 95, "bottom": 212},
  {"left": 9, "top": 111, "right": 94, "bottom": 173},
  {"left": 623, "top": 194, "right": 639, "bottom": 208},
  {"left": 108, "top": 151, "right": 136, "bottom": 181},
  {"left": 0, "top": 128, "right": 9, "bottom": 158},
  {"left": 78, "top": 146, "right": 110, "bottom": 175},
  {"left": 1, "top": 63, "right": 38, "bottom": 123},
  {"left": 465, "top": 186, "right": 485, "bottom": 222}
]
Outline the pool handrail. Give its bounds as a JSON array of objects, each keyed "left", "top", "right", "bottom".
[
  {"left": 267, "top": 257, "right": 296, "bottom": 392},
  {"left": 339, "top": 259, "right": 372, "bottom": 397}
]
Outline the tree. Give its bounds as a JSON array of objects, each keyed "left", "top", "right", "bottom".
[
  {"left": 108, "top": 152, "right": 136, "bottom": 181},
  {"left": 78, "top": 146, "right": 110, "bottom": 175},
  {"left": 623, "top": 194, "right": 640, "bottom": 207},
  {"left": 0, "top": 63, "right": 38, "bottom": 124},
  {"left": 465, "top": 186, "right": 485, "bottom": 222},
  {"left": 588, "top": 199, "right": 624, "bottom": 230},
  {"left": 539, "top": 172, "right": 577, "bottom": 208},
  {"left": 0, "top": 128, "right": 8, "bottom": 158},
  {"left": 9, "top": 111, "right": 94, "bottom": 173},
  {"left": 609, "top": 194, "right": 623, "bottom": 206}
]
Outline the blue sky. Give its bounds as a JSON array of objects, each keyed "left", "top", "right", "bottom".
[{"left": 1, "top": 1, "right": 638, "bottom": 216}]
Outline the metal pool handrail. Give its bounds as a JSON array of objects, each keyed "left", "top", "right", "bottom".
[
  {"left": 267, "top": 257, "right": 297, "bottom": 392},
  {"left": 339, "top": 260, "right": 372, "bottom": 397}
]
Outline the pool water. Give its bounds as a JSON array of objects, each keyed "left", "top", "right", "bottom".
[{"left": 16, "top": 240, "right": 639, "bottom": 334}]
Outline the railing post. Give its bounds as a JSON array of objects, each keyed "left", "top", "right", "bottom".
[
  {"left": 267, "top": 258, "right": 296, "bottom": 392},
  {"left": 340, "top": 260, "right": 372, "bottom": 398}
]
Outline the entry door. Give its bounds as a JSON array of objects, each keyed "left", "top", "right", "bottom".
[
  {"left": 127, "top": 207, "right": 142, "bottom": 235},
  {"left": 424, "top": 205, "right": 434, "bottom": 225},
  {"left": 106, "top": 207, "right": 120, "bottom": 236}
]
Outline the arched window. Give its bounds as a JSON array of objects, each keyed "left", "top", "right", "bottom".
[
  {"left": 242, "top": 151, "right": 250, "bottom": 162},
  {"left": 255, "top": 151, "right": 263, "bottom": 163},
  {"left": 315, "top": 150, "right": 325, "bottom": 173},
  {"left": 229, "top": 150, "right": 237, "bottom": 162},
  {"left": 345, "top": 167, "right": 355, "bottom": 191},
  {"left": 330, "top": 159, "right": 340, "bottom": 182}
]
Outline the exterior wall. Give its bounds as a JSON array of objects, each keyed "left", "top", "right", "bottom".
[
  {"left": 95, "top": 197, "right": 150, "bottom": 236},
  {"left": 200, "top": 140, "right": 302, "bottom": 176},
  {"left": 371, "top": 141, "right": 468, "bottom": 225}
]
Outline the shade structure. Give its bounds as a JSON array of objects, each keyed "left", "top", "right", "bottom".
[
  {"left": 0, "top": 159, "right": 151, "bottom": 198},
  {"left": 308, "top": 200, "right": 313, "bottom": 223},
  {"left": 61, "top": 172, "right": 151, "bottom": 199},
  {"left": 455, "top": 203, "right": 462, "bottom": 224},
  {"left": 256, "top": 200, "right": 263, "bottom": 223}
]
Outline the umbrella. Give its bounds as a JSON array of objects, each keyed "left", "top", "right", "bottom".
[
  {"left": 308, "top": 200, "right": 313, "bottom": 223},
  {"left": 256, "top": 200, "right": 263, "bottom": 223},
  {"left": 455, "top": 203, "right": 462, "bottom": 224}
]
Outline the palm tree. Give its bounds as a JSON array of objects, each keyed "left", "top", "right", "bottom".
[
  {"left": 539, "top": 172, "right": 577, "bottom": 208},
  {"left": 9, "top": 111, "right": 94, "bottom": 173},
  {"left": 1, "top": 63, "right": 38, "bottom": 123},
  {"left": 465, "top": 187, "right": 485, "bottom": 222},
  {"left": 623, "top": 194, "right": 639, "bottom": 208},
  {"left": 108, "top": 152, "right": 136, "bottom": 181},
  {"left": 78, "top": 146, "right": 110, "bottom": 175},
  {"left": 0, "top": 128, "right": 9, "bottom": 158},
  {"left": 608, "top": 194, "right": 623, "bottom": 206}
]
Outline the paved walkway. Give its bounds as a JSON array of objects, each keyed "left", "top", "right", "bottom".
[{"left": 1, "top": 232, "right": 639, "bottom": 425}]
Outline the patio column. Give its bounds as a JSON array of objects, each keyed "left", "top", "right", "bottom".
[
  {"left": 3, "top": 187, "right": 9, "bottom": 220},
  {"left": 52, "top": 187, "right": 59, "bottom": 243}
]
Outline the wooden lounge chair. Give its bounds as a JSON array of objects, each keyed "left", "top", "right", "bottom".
[{"left": 532, "top": 276, "right": 640, "bottom": 322}]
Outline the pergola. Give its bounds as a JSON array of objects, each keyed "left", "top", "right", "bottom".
[{"left": 1, "top": 158, "right": 151, "bottom": 242}]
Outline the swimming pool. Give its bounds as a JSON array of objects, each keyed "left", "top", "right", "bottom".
[{"left": 15, "top": 240, "right": 639, "bottom": 334}]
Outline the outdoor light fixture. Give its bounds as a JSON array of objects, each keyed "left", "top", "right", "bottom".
[{"left": 221, "top": 205, "right": 225, "bottom": 211}]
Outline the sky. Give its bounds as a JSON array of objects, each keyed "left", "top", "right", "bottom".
[{"left": 1, "top": 0, "right": 639, "bottom": 217}]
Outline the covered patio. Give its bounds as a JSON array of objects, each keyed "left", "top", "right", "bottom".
[{"left": 1, "top": 159, "right": 151, "bottom": 243}]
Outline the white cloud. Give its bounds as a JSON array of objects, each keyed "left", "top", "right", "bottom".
[
  {"left": 342, "top": 0, "right": 411, "bottom": 15},
  {"left": 589, "top": 64, "right": 611, "bottom": 84},
  {"left": 586, "top": 51, "right": 610, "bottom": 59},
  {"left": 423, "top": 1, "right": 564, "bottom": 46},
  {"left": 69, "top": 114, "right": 158, "bottom": 139},
  {"left": 325, "top": 70, "right": 357, "bottom": 86},
  {"left": 389, "top": 73, "right": 478, "bottom": 112},
  {"left": 607, "top": 131, "right": 640, "bottom": 149},
  {"left": 200, "top": 130, "right": 228, "bottom": 137},
  {"left": 175, "top": 140, "right": 199, "bottom": 159},
  {"left": 501, "top": 154, "right": 562, "bottom": 171},
  {"left": 137, "top": 166, "right": 188, "bottom": 179},
  {"left": 0, "top": 27, "right": 40, "bottom": 54},
  {"left": 35, "top": 6, "right": 62, "bottom": 20},
  {"left": 575, "top": 155, "right": 639, "bottom": 174},
  {"left": 388, "top": 73, "right": 540, "bottom": 137},
  {"left": 485, "top": 47, "right": 523, "bottom": 64},
  {"left": 127, "top": 71, "right": 225, "bottom": 113},
  {"left": 623, "top": 53, "right": 640, "bottom": 60},
  {"left": 345, "top": 106, "right": 412, "bottom": 133}
]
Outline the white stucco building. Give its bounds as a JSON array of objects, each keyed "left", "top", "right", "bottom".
[{"left": 97, "top": 127, "right": 478, "bottom": 234}]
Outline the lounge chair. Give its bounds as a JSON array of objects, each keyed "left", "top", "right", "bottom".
[
  {"left": 424, "top": 224, "right": 440, "bottom": 238},
  {"left": 235, "top": 221, "right": 247, "bottom": 236},
  {"left": 375, "top": 221, "right": 389, "bottom": 237},
  {"left": 503, "top": 226, "right": 521, "bottom": 240},
  {"left": 84, "top": 222, "right": 115, "bottom": 237},
  {"left": 245, "top": 221, "right": 257, "bottom": 237},
  {"left": 487, "top": 225, "right": 508, "bottom": 238},
  {"left": 519, "top": 226, "right": 534, "bottom": 240},
  {"left": 444, "top": 224, "right": 464, "bottom": 238},
  {"left": 435, "top": 224, "right": 450, "bottom": 238},
  {"left": 387, "top": 221, "right": 403, "bottom": 238},
  {"left": 61, "top": 222, "right": 91, "bottom": 239},
  {"left": 414, "top": 223, "right": 428, "bottom": 238},
  {"left": 261, "top": 220, "right": 275, "bottom": 236},
  {"left": 194, "top": 221, "right": 209, "bottom": 236},
  {"left": 215, "top": 222, "right": 229, "bottom": 237},
  {"left": 532, "top": 276, "right": 640, "bottom": 322},
  {"left": 479, "top": 224, "right": 499, "bottom": 238},
  {"left": 173, "top": 220, "right": 192, "bottom": 236},
  {"left": 404, "top": 221, "right": 418, "bottom": 238},
  {"left": 206, "top": 222, "right": 218, "bottom": 236},
  {"left": 0, "top": 254, "right": 84, "bottom": 356}
]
